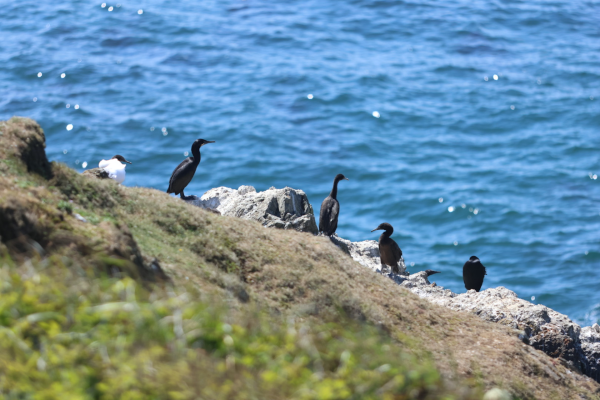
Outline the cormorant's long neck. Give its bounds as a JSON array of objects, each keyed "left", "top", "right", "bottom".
[
  {"left": 191, "top": 145, "right": 201, "bottom": 165},
  {"left": 329, "top": 178, "right": 341, "bottom": 199},
  {"left": 380, "top": 228, "right": 393, "bottom": 240}
]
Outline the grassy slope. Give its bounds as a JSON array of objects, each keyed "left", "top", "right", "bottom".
[{"left": 0, "top": 117, "right": 598, "bottom": 399}]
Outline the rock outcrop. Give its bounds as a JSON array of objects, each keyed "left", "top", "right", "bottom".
[
  {"left": 188, "top": 186, "right": 318, "bottom": 235},
  {"left": 398, "top": 276, "right": 598, "bottom": 378},
  {"left": 580, "top": 324, "right": 600, "bottom": 381}
]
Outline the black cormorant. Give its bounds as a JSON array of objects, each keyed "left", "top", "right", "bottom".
[
  {"left": 319, "top": 173, "right": 348, "bottom": 236},
  {"left": 371, "top": 222, "right": 403, "bottom": 274},
  {"left": 463, "top": 255, "right": 486, "bottom": 292},
  {"left": 167, "top": 139, "right": 215, "bottom": 200}
]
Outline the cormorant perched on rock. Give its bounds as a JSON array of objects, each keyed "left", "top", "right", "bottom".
[
  {"left": 99, "top": 155, "right": 131, "bottom": 184},
  {"left": 371, "top": 222, "right": 403, "bottom": 274},
  {"left": 463, "top": 255, "right": 486, "bottom": 292},
  {"left": 167, "top": 139, "right": 215, "bottom": 200},
  {"left": 319, "top": 174, "right": 348, "bottom": 236}
]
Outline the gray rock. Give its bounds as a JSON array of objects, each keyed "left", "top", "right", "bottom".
[
  {"left": 187, "top": 186, "right": 318, "bottom": 234},
  {"left": 399, "top": 280, "right": 593, "bottom": 376},
  {"left": 400, "top": 271, "right": 454, "bottom": 298},
  {"left": 580, "top": 325, "right": 600, "bottom": 381}
]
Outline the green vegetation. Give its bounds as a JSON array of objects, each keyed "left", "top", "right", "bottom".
[
  {"left": 0, "top": 257, "right": 458, "bottom": 399},
  {"left": 0, "top": 117, "right": 598, "bottom": 399}
]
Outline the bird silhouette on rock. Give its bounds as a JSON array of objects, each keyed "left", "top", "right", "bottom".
[
  {"left": 167, "top": 139, "right": 215, "bottom": 200},
  {"left": 319, "top": 173, "right": 348, "bottom": 236}
]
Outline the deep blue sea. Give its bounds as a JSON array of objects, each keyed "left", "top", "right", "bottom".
[{"left": 2, "top": 0, "right": 599, "bottom": 325}]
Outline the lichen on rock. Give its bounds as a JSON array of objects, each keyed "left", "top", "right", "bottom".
[{"left": 187, "top": 185, "right": 319, "bottom": 234}]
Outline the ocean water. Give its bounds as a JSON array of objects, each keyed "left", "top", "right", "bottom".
[{"left": 2, "top": 0, "right": 599, "bottom": 325}]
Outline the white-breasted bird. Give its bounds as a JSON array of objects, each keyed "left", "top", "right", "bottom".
[{"left": 98, "top": 155, "right": 131, "bottom": 184}]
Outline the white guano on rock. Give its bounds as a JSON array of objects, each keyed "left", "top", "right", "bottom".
[{"left": 186, "top": 186, "right": 318, "bottom": 235}]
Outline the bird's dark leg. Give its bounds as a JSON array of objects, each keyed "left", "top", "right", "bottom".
[{"left": 180, "top": 190, "right": 198, "bottom": 201}]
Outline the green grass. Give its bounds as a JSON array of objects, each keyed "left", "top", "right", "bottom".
[{"left": 0, "top": 256, "right": 459, "bottom": 400}]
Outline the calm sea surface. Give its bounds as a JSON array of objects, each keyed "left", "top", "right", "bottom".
[{"left": 2, "top": 0, "right": 599, "bottom": 324}]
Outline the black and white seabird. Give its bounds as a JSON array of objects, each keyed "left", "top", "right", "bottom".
[
  {"left": 371, "top": 222, "right": 403, "bottom": 274},
  {"left": 318, "top": 173, "right": 348, "bottom": 236},
  {"left": 463, "top": 255, "right": 486, "bottom": 292},
  {"left": 98, "top": 155, "right": 131, "bottom": 184},
  {"left": 167, "top": 139, "right": 215, "bottom": 200}
]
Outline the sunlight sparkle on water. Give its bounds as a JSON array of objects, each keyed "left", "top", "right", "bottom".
[
  {"left": 461, "top": 204, "right": 466, "bottom": 208},
  {"left": 493, "top": 74, "right": 498, "bottom": 80},
  {"left": 66, "top": 124, "right": 73, "bottom": 131},
  {"left": 108, "top": 6, "right": 113, "bottom": 11},
  {"left": 61, "top": 73, "right": 66, "bottom": 78},
  {"left": 33, "top": 97, "right": 37, "bottom": 102},
  {"left": 531, "top": 296, "right": 535, "bottom": 301},
  {"left": 74, "top": 104, "right": 79, "bottom": 109},
  {"left": 307, "top": 94, "right": 313, "bottom": 99},
  {"left": 37, "top": 72, "right": 42, "bottom": 77},
  {"left": 448, "top": 206, "right": 455, "bottom": 212},
  {"left": 510, "top": 105, "right": 515, "bottom": 110},
  {"left": 82, "top": 162, "right": 88, "bottom": 168},
  {"left": 101, "top": 3, "right": 106, "bottom": 7},
  {"left": 372, "top": 111, "right": 380, "bottom": 118},
  {"left": 150, "top": 127, "right": 155, "bottom": 131},
  {"left": 453, "top": 241, "right": 458, "bottom": 246},
  {"left": 184, "top": 151, "right": 189, "bottom": 156},
  {"left": 484, "top": 76, "right": 488, "bottom": 81},
  {"left": 438, "top": 197, "right": 443, "bottom": 203},
  {"left": 63, "top": 150, "right": 67, "bottom": 154},
  {"left": 138, "top": 9, "right": 144, "bottom": 14},
  {"left": 473, "top": 208, "right": 479, "bottom": 215},
  {"left": 66, "top": 104, "right": 70, "bottom": 108}
]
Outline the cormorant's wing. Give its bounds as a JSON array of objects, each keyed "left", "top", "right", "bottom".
[
  {"left": 168, "top": 158, "right": 192, "bottom": 192},
  {"left": 480, "top": 262, "right": 487, "bottom": 275},
  {"left": 391, "top": 239, "right": 403, "bottom": 262},
  {"left": 318, "top": 198, "right": 330, "bottom": 231},
  {"left": 329, "top": 200, "right": 339, "bottom": 225}
]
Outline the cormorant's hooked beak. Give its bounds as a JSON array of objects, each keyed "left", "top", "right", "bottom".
[
  {"left": 123, "top": 159, "right": 132, "bottom": 164},
  {"left": 371, "top": 227, "right": 381, "bottom": 232},
  {"left": 426, "top": 270, "right": 441, "bottom": 276},
  {"left": 202, "top": 140, "right": 216, "bottom": 146},
  {"left": 344, "top": 177, "right": 349, "bottom": 180}
]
